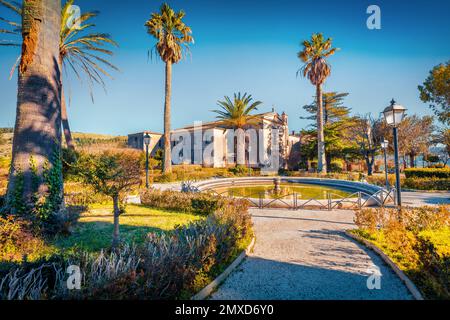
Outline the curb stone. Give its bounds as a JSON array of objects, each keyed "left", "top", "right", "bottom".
[{"left": 191, "top": 237, "right": 256, "bottom": 300}]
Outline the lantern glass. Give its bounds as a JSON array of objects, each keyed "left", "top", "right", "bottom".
[
  {"left": 383, "top": 109, "right": 395, "bottom": 126},
  {"left": 393, "top": 109, "right": 405, "bottom": 125},
  {"left": 144, "top": 133, "right": 151, "bottom": 146},
  {"left": 383, "top": 99, "right": 406, "bottom": 127},
  {"left": 381, "top": 140, "right": 388, "bottom": 149}
]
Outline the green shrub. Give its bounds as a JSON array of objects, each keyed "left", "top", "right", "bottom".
[
  {"left": 404, "top": 168, "right": 450, "bottom": 179},
  {"left": 329, "top": 161, "right": 343, "bottom": 173},
  {"left": 140, "top": 189, "right": 225, "bottom": 216},
  {"left": 0, "top": 216, "right": 51, "bottom": 263},
  {"left": 228, "top": 165, "right": 253, "bottom": 177},
  {"left": 403, "top": 177, "right": 450, "bottom": 190}
]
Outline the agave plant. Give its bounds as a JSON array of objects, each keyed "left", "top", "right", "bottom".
[{"left": 0, "top": 0, "right": 119, "bottom": 149}]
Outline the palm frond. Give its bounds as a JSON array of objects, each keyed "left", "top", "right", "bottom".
[
  {"left": 0, "top": 0, "right": 21, "bottom": 15},
  {"left": 144, "top": 2, "right": 194, "bottom": 64}
]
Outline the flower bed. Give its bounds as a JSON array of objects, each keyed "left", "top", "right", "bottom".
[{"left": 352, "top": 205, "right": 450, "bottom": 299}]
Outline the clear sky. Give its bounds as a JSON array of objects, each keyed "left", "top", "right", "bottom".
[{"left": 0, "top": 0, "right": 449, "bottom": 135}]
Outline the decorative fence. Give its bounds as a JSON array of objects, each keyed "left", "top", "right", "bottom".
[{"left": 203, "top": 187, "right": 397, "bottom": 210}]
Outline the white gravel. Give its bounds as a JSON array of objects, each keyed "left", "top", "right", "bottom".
[{"left": 210, "top": 208, "right": 413, "bottom": 300}]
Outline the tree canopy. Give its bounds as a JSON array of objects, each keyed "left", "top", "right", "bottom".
[{"left": 418, "top": 61, "right": 450, "bottom": 125}]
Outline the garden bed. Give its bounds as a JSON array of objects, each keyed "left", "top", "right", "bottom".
[
  {"left": 0, "top": 192, "right": 253, "bottom": 300},
  {"left": 352, "top": 205, "right": 450, "bottom": 299}
]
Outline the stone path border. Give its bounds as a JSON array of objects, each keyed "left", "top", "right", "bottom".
[
  {"left": 191, "top": 237, "right": 256, "bottom": 300},
  {"left": 345, "top": 231, "right": 424, "bottom": 300}
]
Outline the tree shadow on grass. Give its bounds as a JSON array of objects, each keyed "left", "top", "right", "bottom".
[{"left": 52, "top": 221, "right": 166, "bottom": 253}]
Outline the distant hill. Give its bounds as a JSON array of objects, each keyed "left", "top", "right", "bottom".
[{"left": 0, "top": 132, "right": 128, "bottom": 158}]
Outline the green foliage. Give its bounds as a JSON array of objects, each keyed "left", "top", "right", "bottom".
[
  {"left": 32, "top": 150, "right": 64, "bottom": 226},
  {"left": 299, "top": 92, "right": 358, "bottom": 168},
  {"left": 140, "top": 189, "right": 227, "bottom": 216},
  {"left": 418, "top": 61, "right": 450, "bottom": 125},
  {"left": 212, "top": 92, "right": 262, "bottom": 128},
  {"left": 297, "top": 33, "right": 337, "bottom": 86},
  {"left": 403, "top": 177, "right": 450, "bottom": 191},
  {"left": 404, "top": 167, "right": 450, "bottom": 179},
  {"left": 228, "top": 165, "right": 253, "bottom": 176},
  {"left": 329, "top": 161, "right": 343, "bottom": 173},
  {"left": 145, "top": 2, "right": 194, "bottom": 64},
  {"left": 0, "top": 198, "right": 252, "bottom": 300},
  {"left": 61, "top": 147, "right": 79, "bottom": 180},
  {"left": 0, "top": 215, "right": 50, "bottom": 263},
  {"left": 424, "top": 154, "right": 440, "bottom": 163},
  {"left": 75, "top": 150, "right": 141, "bottom": 200},
  {"left": 8, "top": 170, "right": 27, "bottom": 216},
  {"left": 354, "top": 206, "right": 450, "bottom": 299}
]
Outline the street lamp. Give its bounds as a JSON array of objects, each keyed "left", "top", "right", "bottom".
[
  {"left": 380, "top": 139, "right": 389, "bottom": 190},
  {"left": 144, "top": 133, "right": 152, "bottom": 189},
  {"left": 383, "top": 99, "right": 406, "bottom": 206}
]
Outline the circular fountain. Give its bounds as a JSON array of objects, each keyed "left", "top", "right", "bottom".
[{"left": 192, "top": 177, "right": 392, "bottom": 209}]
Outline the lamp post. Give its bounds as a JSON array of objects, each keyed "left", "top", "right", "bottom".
[
  {"left": 144, "top": 133, "right": 151, "bottom": 189},
  {"left": 383, "top": 99, "right": 407, "bottom": 206},
  {"left": 380, "top": 139, "right": 389, "bottom": 190}
]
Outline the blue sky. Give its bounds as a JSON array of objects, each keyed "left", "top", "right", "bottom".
[{"left": 0, "top": 0, "right": 449, "bottom": 135}]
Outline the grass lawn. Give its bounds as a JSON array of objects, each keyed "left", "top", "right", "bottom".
[{"left": 53, "top": 204, "right": 203, "bottom": 253}]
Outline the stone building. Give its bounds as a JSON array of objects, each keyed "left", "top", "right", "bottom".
[{"left": 128, "top": 110, "right": 300, "bottom": 169}]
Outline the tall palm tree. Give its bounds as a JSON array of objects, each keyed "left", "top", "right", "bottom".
[
  {"left": 145, "top": 3, "right": 193, "bottom": 174},
  {"left": 0, "top": 0, "right": 118, "bottom": 149},
  {"left": 298, "top": 33, "right": 338, "bottom": 173},
  {"left": 6, "top": 0, "right": 63, "bottom": 214},
  {"left": 212, "top": 92, "right": 262, "bottom": 129}
]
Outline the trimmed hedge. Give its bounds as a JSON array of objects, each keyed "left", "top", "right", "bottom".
[
  {"left": 140, "top": 189, "right": 225, "bottom": 216},
  {"left": 405, "top": 168, "right": 450, "bottom": 179},
  {"left": 403, "top": 177, "right": 450, "bottom": 191}
]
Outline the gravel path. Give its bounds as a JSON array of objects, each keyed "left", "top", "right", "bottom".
[{"left": 210, "top": 208, "right": 413, "bottom": 300}]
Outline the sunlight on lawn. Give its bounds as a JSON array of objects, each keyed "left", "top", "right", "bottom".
[{"left": 53, "top": 204, "right": 203, "bottom": 253}]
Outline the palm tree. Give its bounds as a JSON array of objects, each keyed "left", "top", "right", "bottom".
[
  {"left": 298, "top": 33, "right": 338, "bottom": 173},
  {"left": 0, "top": 0, "right": 118, "bottom": 149},
  {"left": 212, "top": 92, "right": 262, "bottom": 129},
  {"left": 213, "top": 92, "right": 262, "bottom": 167},
  {"left": 6, "top": 0, "right": 63, "bottom": 214},
  {"left": 145, "top": 3, "right": 193, "bottom": 174}
]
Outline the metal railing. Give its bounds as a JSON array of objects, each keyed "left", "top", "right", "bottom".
[{"left": 201, "top": 186, "right": 397, "bottom": 210}]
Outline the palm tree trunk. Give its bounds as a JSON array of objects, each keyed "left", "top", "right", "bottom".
[
  {"left": 112, "top": 194, "right": 120, "bottom": 249},
  {"left": 61, "top": 84, "right": 75, "bottom": 150},
  {"left": 162, "top": 61, "right": 172, "bottom": 174},
  {"left": 316, "top": 84, "right": 327, "bottom": 173},
  {"left": 6, "top": 0, "right": 63, "bottom": 213}
]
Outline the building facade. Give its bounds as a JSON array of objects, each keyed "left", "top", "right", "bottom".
[{"left": 128, "top": 111, "right": 300, "bottom": 169}]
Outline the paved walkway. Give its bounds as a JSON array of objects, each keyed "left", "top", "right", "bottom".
[
  {"left": 210, "top": 208, "right": 413, "bottom": 300},
  {"left": 402, "top": 191, "right": 450, "bottom": 207}
]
